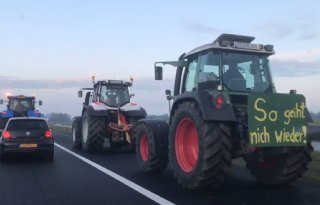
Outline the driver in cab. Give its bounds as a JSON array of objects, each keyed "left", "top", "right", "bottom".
[{"left": 14, "top": 100, "right": 26, "bottom": 114}]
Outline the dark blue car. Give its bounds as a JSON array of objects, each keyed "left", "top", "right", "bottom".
[{"left": 0, "top": 117, "right": 54, "bottom": 162}]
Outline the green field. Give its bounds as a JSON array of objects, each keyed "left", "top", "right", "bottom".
[{"left": 50, "top": 125, "right": 72, "bottom": 134}]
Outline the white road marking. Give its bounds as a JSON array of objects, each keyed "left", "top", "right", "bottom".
[{"left": 54, "top": 143, "right": 175, "bottom": 205}]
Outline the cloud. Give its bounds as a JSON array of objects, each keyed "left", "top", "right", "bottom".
[
  {"left": 272, "top": 48, "right": 320, "bottom": 61},
  {"left": 268, "top": 48, "right": 320, "bottom": 77},
  {"left": 274, "top": 74, "right": 320, "bottom": 112},
  {"left": 0, "top": 76, "right": 174, "bottom": 116},
  {"left": 0, "top": 76, "right": 174, "bottom": 90},
  {"left": 180, "top": 22, "right": 222, "bottom": 35},
  {"left": 0, "top": 77, "right": 91, "bottom": 89},
  {"left": 253, "top": 21, "right": 319, "bottom": 41},
  {"left": 254, "top": 22, "right": 294, "bottom": 39},
  {"left": 270, "top": 59, "right": 320, "bottom": 77}
]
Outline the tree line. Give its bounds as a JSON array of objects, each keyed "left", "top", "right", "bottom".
[
  {"left": 310, "top": 111, "right": 320, "bottom": 121},
  {"left": 46, "top": 113, "right": 72, "bottom": 125}
]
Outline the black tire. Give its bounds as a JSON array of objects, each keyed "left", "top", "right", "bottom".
[
  {"left": 72, "top": 117, "right": 82, "bottom": 149},
  {"left": 81, "top": 111, "right": 105, "bottom": 152},
  {"left": 245, "top": 143, "right": 313, "bottom": 184},
  {"left": 169, "top": 101, "right": 232, "bottom": 189},
  {"left": 134, "top": 121, "right": 169, "bottom": 173}
]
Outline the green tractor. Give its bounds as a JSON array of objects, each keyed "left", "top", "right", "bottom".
[{"left": 133, "top": 34, "right": 318, "bottom": 189}]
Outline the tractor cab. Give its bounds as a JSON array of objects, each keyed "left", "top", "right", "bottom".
[
  {"left": 95, "top": 80, "right": 131, "bottom": 108},
  {"left": 78, "top": 79, "right": 133, "bottom": 108},
  {"left": 0, "top": 95, "right": 42, "bottom": 117},
  {"left": 155, "top": 34, "right": 275, "bottom": 96},
  {"left": 0, "top": 95, "right": 43, "bottom": 129}
]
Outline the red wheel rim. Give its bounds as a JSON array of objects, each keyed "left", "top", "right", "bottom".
[
  {"left": 175, "top": 118, "right": 199, "bottom": 172},
  {"left": 140, "top": 134, "right": 149, "bottom": 161}
]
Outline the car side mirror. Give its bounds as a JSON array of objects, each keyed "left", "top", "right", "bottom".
[
  {"left": 39, "top": 100, "right": 42, "bottom": 106},
  {"left": 0, "top": 99, "right": 3, "bottom": 104},
  {"left": 129, "top": 93, "right": 135, "bottom": 98},
  {"left": 155, "top": 66, "right": 163, "bottom": 80},
  {"left": 78, "top": 90, "right": 83, "bottom": 98}
]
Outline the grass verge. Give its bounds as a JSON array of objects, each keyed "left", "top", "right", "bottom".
[
  {"left": 306, "top": 151, "right": 320, "bottom": 182},
  {"left": 50, "top": 125, "right": 72, "bottom": 134}
]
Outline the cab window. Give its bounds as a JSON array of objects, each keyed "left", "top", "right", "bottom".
[
  {"left": 184, "top": 59, "right": 198, "bottom": 92},
  {"left": 198, "top": 51, "right": 220, "bottom": 90}
]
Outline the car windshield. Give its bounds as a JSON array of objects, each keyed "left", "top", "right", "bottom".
[
  {"left": 100, "top": 85, "right": 130, "bottom": 107},
  {"left": 7, "top": 119, "right": 48, "bottom": 131},
  {"left": 222, "top": 52, "right": 272, "bottom": 92}
]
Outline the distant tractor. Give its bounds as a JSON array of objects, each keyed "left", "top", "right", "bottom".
[
  {"left": 0, "top": 95, "right": 43, "bottom": 130},
  {"left": 133, "top": 34, "right": 319, "bottom": 189},
  {"left": 72, "top": 76, "right": 147, "bottom": 152}
]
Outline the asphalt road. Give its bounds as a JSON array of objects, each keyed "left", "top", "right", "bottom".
[{"left": 1, "top": 131, "right": 320, "bottom": 205}]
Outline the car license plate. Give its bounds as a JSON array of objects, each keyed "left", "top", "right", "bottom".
[{"left": 20, "top": 144, "right": 38, "bottom": 148}]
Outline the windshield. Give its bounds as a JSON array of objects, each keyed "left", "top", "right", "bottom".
[
  {"left": 7, "top": 119, "right": 48, "bottom": 131},
  {"left": 9, "top": 98, "right": 34, "bottom": 112},
  {"left": 100, "top": 85, "right": 130, "bottom": 107},
  {"left": 222, "top": 52, "right": 272, "bottom": 92}
]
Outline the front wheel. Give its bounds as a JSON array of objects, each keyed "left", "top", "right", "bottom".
[
  {"left": 169, "top": 102, "right": 232, "bottom": 189},
  {"left": 81, "top": 111, "right": 105, "bottom": 152}
]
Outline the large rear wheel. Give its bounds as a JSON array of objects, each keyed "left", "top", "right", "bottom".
[
  {"left": 169, "top": 102, "right": 232, "bottom": 189},
  {"left": 81, "top": 111, "right": 105, "bottom": 152},
  {"left": 245, "top": 143, "right": 313, "bottom": 184}
]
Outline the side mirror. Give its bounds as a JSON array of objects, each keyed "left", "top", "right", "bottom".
[
  {"left": 0, "top": 99, "right": 3, "bottom": 104},
  {"left": 165, "top": 89, "right": 173, "bottom": 100},
  {"left": 155, "top": 66, "right": 163, "bottom": 80},
  {"left": 78, "top": 90, "right": 83, "bottom": 98},
  {"left": 129, "top": 93, "right": 135, "bottom": 98},
  {"left": 39, "top": 100, "right": 43, "bottom": 106}
]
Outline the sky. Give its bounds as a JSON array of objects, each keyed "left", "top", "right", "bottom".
[{"left": 0, "top": 0, "right": 320, "bottom": 116}]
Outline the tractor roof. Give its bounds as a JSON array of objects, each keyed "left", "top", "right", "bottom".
[
  {"left": 7, "top": 95, "right": 35, "bottom": 100},
  {"left": 94, "top": 80, "right": 132, "bottom": 87},
  {"left": 185, "top": 33, "right": 275, "bottom": 58}
]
